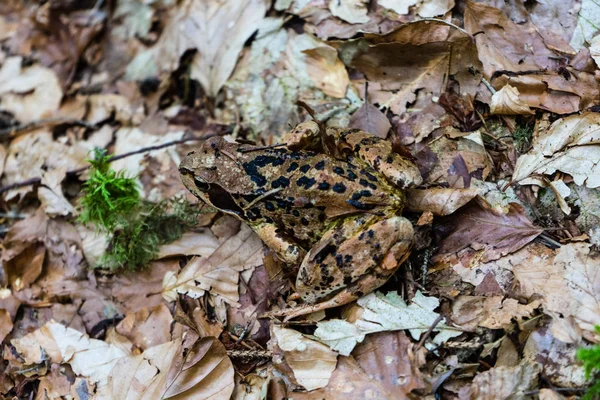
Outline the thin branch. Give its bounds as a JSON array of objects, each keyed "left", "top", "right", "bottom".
[
  {"left": 416, "top": 314, "right": 444, "bottom": 350},
  {"left": 0, "top": 118, "right": 96, "bottom": 139},
  {"left": 0, "top": 134, "right": 214, "bottom": 195}
]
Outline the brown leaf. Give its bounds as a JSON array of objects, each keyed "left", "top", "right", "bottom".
[
  {"left": 116, "top": 304, "right": 173, "bottom": 351},
  {"left": 0, "top": 310, "right": 13, "bottom": 343},
  {"left": 471, "top": 361, "right": 541, "bottom": 399},
  {"left": 405, "top": 188, "right": 478, "bottom": 216},
  {"left": 452, "top": 296, "right": 541, "bottom": 331},
  {"left": 435, "top": 198, "right": 543, "bottom": 263},
  {"left": 163, "top": 337, "right": 234, "bottom": 399},
  {"left": 303, "top": 45, "right": 349, "bottom": 98},
  {"left": 489, "top": 85, "right": 534, "bottom": 115},
  {"left": 352, "top": 331, "right": 425, "bottom": 398},
  {"left": 349, "top": 102, "right": 391, "bottom": 138}
]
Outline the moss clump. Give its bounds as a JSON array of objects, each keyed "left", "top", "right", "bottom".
[
  {"left": 577, "top": 326, "right": 600, "bottom": 400},
  {"left": 513, "top": 125, "right": 533, "bottom": 153},
  {"left": 78, "top": 149, "right": 198, "bottom": 271}
]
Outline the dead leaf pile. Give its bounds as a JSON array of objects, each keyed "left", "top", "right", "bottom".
[{"left": 1, "top": 0, "right": 600, "bottom": 398}]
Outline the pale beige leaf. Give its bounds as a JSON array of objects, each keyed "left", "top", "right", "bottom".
[
  {"left": 0, "top": 57, "right": 62, "bottom": 123},
  {"left": 87, "top": 94, "right": 141, "bottom": 125},
  {"left": 478, "top": 242, "right": 600, "bottom": 342},
  {"left": 12, "top": 321, "right": 129, "bottom": 385},
  {"left": 162, "top": 224, "right": 263, "bottom": 305},
  {"left": 303, "top": 45, "right": 349, "bottom": 98},
  {"left": 158, "top": 231, "right": 220, "bottom": 259},
  {"left": 405, "top": 188, "right": 478, "bottom": 216},
  {"left": 116, "top": 304, "right": 173, "bottom": 350},
  {"left": 378, "top": 0, "right": 418, "bottom": 15},
  {"left": 38, "top": 167, "right": 75, "bottom": 217},
  {"left": 0, "top": 310, "right": 13, "bottom": 343},
  {"left": 452, "top": 296, "right": 541, "bottom": 331},
  {"left": 272, "top": 326, "right": 337, "bottom": 390},
  {"left": 329, "top": 0, "right": 370, "bottom": 24},
  {"left": 490, "top": 85, "right": 534, "bottom": 115},
  {"left": 471, "top": 361, "right": 541, "bottom": 399},
  {"left": 315, "top": 291, "right": 461, "bottom": 356},
  {"left": 101, "top": 341, "right": 180, "bottom": 400},
  {"left": 513, "top": 113, "right": 600, "bottom": 188}
]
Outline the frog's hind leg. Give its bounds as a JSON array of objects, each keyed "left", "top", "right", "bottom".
[
  {"left": 273, "top": 215, "right": 413, "bottom": 321},
  {"left": 252, "top": 223, "right": 306, "bottom": 266}
]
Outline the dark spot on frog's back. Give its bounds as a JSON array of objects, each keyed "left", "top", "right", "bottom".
[
  {"left": 271, "top": 176, "right": 290, "bottom": 189},
  {"left": 287, "top": 162, "right": 299, "bottom": 172},
  {"left": 300, "top": 164, "right": 311, "bottom": 173},
  {"left": 296, "top": 176, "right": 316, "bottom": 189},
  {"left": 314, "top": 160, "right": 325, "bottom": 170},
  {"left": 318, "top": 182, "right": 330, "bottom": 190},
  {"left": 332, "top": 183, "right": 346, "bottom": 193},
  {"left": 313, "top": 244, "right": 337, "bottom": 264}
]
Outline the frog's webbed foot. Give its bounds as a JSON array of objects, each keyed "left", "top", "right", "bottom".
[{"left": 280, "top": 121, "right": 323, "bottom": 151}]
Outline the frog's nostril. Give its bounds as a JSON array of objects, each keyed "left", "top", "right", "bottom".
[
  {"left": 179, "top": 167, "right": 192, "bottom": 175},
  {"left": 187, "top": 151, "right": 195, "bottom": 156}
]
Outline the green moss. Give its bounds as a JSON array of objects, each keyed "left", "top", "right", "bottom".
[
  {"left": 78, "top": 149, "right": 198, "bottom": 271},
  {"left": 513, "top": 125, "right": 533, "bottom": 153},
  {"left": 577, "top": 326, "right": 600, "bottom": 399}
]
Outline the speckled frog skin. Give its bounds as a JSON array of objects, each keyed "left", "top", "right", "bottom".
[{"left": 179, "top": 121, "right": 422, "bottom": 316}]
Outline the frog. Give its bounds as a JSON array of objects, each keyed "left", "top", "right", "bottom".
[{"left": 179, "top": 121, "right": 423, "bottom": 319}]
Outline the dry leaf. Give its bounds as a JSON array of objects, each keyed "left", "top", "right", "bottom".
[
  {"left": 349, "top": 102, "right": 391, "bottom": 138},
  {"left": 452, "top": 296, "right": 542, "bottom": 331},
  {"left": 162, "top": 337, "right": 234, "bottom": 399},
  {"left": 481, "top": 242, "right": 600, "bottom": 343},
  {"left": 471, "top": 361, "right": 541, "bottom": 399},
  {"left": 315, "top": 291, "right": 461, "bottom": 356},
  {"left": 162, "top": 224, "right": 263, "bottom": 305},
  {"left": 38, "top": 167, "right": 75, "bottom": 217},
  {"left": 303, "top": 45, "right": 349, "bottom": 98},
  {"left": 116, "top": 304, "right": 173, "bottom": 350},
  {"left": 0, "top": 57, "right": 62, "bottom": 123},
  {"left": 0, "top": 310, "right": 13, "bottom": 343},
  {"left": 513, "top": 113, "right": 600, "bottom": 188},
  {"left": 272, "top": 326, "right": 337, "bottom": 390},
  {"left": 329, "top": 0, "right": 370, "bottom": 24},
  {"left": 158, "top": 231, "right": 220, "bottom": 259},
  {"left": 490, "top": 85, "right": 534, "bottom": 115},
  {"left": 435, "top": 197, "right": 543, "bottom": 263},
  {"left": 405, "top": 188, "right": 478, "bottom": 216}
]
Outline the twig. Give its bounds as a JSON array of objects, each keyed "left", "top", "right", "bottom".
[
  {"left": 416, "top": 314, "right": 444, "bottom": 350},
  {"left": 0, "top": 118, "right": 95, "bottom": 139},
  {"left": 481, "top": 77, "right": 497, "bottom": 95},
  {"left": 0, "top": 135, "right": 212, "bottom": 195},
  {"left": 420, "top": 18, "right": 475, "bottom": 42}
]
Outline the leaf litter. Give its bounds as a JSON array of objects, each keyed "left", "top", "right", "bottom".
[{"left": 0, "top": 0, "right": 600, "bottom": 398}]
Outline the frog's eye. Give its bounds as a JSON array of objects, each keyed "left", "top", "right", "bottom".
[{"left": 194, "top": 176, "right": 211, "bottom": 192}]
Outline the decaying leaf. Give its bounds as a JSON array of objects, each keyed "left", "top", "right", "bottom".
[
  {"left": 38, "top": 167, "right": 75, "bottom": 217},
  {"left": 490, "top": 85, "right": 534, "bottom": 115},
  {"left": 470, "top": 361, "right": 541, "bottom": 399},
  {"left": 435, "top": 197, "right": 543, "bottom": 263},
  {"left": 452, "top": 296, "right": 542, "bottom": 331},
  {"left": 479, "top": 242, "right": 600, "bottom": 343},
  {"left": 405, "top": 188, "right": 478, "bottom": 216},
  {"left": 513, "top": 113, "right": 600, "bottom": 188},
  {"left": 349, "top": 101, "right": 391, "bottom": 138},
  {"left": 303, "top": 44, "right": 349, "bottom": 98},
  {"left": 272, "top": 326, "right": 337, "bottom": 391},
  {"left": 162, "top": 224, "right": 263, "bottom": 305},
  {"left": 329, "top": 0, "right": 370, "bottom": 24},
  {"left": 116, "top": 304, "right": 173, "bottom": 350},
  {"left": 0, "top": 57, "right": 62, "bottom": 123},
  {"left": 315, "top": 291, "right": 461, "bottom": 356}
]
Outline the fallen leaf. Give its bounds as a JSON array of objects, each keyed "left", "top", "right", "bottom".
[
  {"left": 38, "top": 167, "right": 75, "bottom": 217},
  {"left": 435, "top": 197, "right": 543, "bottom": 263},
  {"left": 162, "top": 224, "right": 263, "bottom": 306},
  {"left": 0, "top": 57, "right": 62, "bottom": 123},
  {"left": 513, "top": 113, "right": 600, "bottom": 188},
  {"left": 490, "top": 85, "right": 534, "bottom": 115},
  {"left": 116, "top": 304, "right": 173, "bottom": 350},
  {"left": 405, "top": 188, "right": 478, "bottom": 216},
  {"left": 471, "top": 361, "right": 541, "bottom": 399},
  {"left": 303, "top": 44, "right": 349, "bottom": 98},
  {"left": 329, "top": 0, "right": 370, "bottom": 24},
  {"left": 272, "top": 326, "right": 337, "bottom": 390},
  {"left": 0, "top": 310, "right": 13, "bottom": 343},
  {"left": 158, "top": 231, "right": 220, "bottom": 259},
  {"left": 12, "top": 321, "right": 129, "bottom": 385},
  {"left": 36, "top": 363, "right": 72, "bottom": 400},
  {"left": 352, "top": 331, "right": 426, "bottom": 398},
  {"left": 349, "top": 101, "right": 391, "bottom": 138},
  {"left": 314, "top": 291, "right": 461, "bottom": 356},
  {"left": 162, "top": 337, "right": 234, "bottom": 399},
  {"left": 452, "top": 296, "right": 542, "bottom": 331},
  {"left": 136, "top": 0, "right": 268, "bottom": 97}
]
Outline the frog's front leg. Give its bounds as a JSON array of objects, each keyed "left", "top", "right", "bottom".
[
  {"left": 280, "top": 121, "right": 322, "bottom": 151},
  {"left": 251, "top": 222, "right": 306, "bottom": 265},
  {"left": 276, "top": 215, "right": 413, "bottom": 320}
]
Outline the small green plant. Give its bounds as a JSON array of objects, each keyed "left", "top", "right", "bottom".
[
  {"left": 577, "top": 326, "right": 600, "bottom": 400},
  {"left": 78, "top": 149, "right": 198, "bottom": 271},
  {"left": 513, "top": 125, "right": 533, "bottom": 153}
]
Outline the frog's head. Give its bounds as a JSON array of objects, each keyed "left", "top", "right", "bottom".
[{"left": 179, "top": 136, "right": 246, "bottom": 215}]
